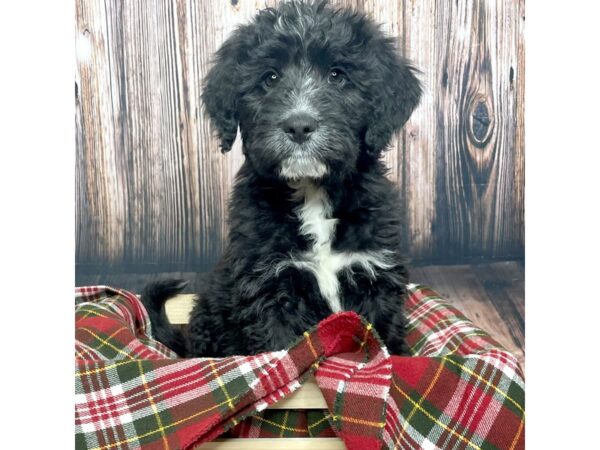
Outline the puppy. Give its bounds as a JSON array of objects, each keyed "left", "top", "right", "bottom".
[{"left": 143, "top": 0, "right": 422, "bottom": 357}]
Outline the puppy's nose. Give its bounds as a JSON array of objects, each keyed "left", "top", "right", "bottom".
[{"left": 281, "top": 113, "right": 318, "bottom": 144}]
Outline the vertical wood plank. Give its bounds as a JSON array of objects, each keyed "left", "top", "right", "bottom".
[
  {"left": 515, "top": 0, "right": 526, "bottom": 260},
  {"left": 401, "top": 0, "right": 524, "bottom": 261},
  {"left": 400, "top": 0, "right": 438, "bottom": 260},
  {"left": 76, "top": 0, "right": 128, "bottom": 266}
]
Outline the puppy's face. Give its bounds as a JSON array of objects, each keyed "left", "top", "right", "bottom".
[
  {"left": 237, "top": 52, "right": 362, "bottom": 182},
  {"left": 202, "top": 0, "right": 421, "bottom": 182}
]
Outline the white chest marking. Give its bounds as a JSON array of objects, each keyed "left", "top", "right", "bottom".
[{"left": 283, "top": 181, "right": 395, "bottom": 313}]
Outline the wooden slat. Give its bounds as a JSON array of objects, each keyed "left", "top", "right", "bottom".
[
  {"left": 165, "top": 293, "right": 196, "bottom": 325},
  {"left": 199, "top": 437, "right": 345, "bottom": 450}
]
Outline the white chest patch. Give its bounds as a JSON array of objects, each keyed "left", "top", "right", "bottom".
[{"left": 280, "top": 181, "right": 395, "bottom": 313}]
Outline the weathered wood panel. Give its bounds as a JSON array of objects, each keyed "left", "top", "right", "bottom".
[
  {"left": 75, "top": 0, "right": 524, "bottom": 273},
  {"left": 400, "top": 0, "right": 525, "bottom": 261}
]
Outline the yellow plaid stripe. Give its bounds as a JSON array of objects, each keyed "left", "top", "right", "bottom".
[
  {"left": 209, "top": 360, "right": 236, "bottom": 410},
  {"left": 77, "top": 359, "right": 137, "bottom": 376},
  {"left": 443, "top": 357, "right": 524, "bottom": 414},
  {"left": 392, "top": 379, "right": 483, "bottom": 450},
  {"left": 76, "top": 305, "right": 115, "bottom": 323},
  {"left": 393, "top": 358, "right": 446, "bottom": 448},
  {"left": 509, "top": 416, "right": 525, "bottom": 450},
  {"left": 307, "top": 413, "right": 332, "bottom": 431},
  {"left": 249, "top": 414, "right": 308, "bottom": 433},
  {"left": 304, "top": 331, "right": 318, "bottom": 359},
  {"left": 444, "top": 332, "right": 492, "bottom": 354},
  {"left": 357, "top": 322, "right": 373, "bottom": 351},
  {"left": 137, "top": 360, "right": 169, "bottom": 450},
  {"left": 279, "top": 410, "right": 290, "bottom": 437},
  {"left": 332, "top": 414, "right": 385, "bottom": 428},
  {"left": 78, "top": 327, "right": 134, "bottom": 360}
]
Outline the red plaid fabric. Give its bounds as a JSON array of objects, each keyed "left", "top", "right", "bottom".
[{"left": 75, "top": 284, "right": 524, "bottom": 449}]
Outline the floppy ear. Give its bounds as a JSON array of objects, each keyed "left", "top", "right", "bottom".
[
  {"left": 202, "top": 29, "right": 251, "bottom": 153},
  {"left": 364, "top": 39, "right": 422, "bottom": 156}
]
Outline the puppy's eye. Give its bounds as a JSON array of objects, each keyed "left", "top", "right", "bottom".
[
  {"left": 328, "top": 68, "right": 347, "bottom": 84},
  {"left": 263, "top": 70, "right": 280, "bottom": 87}
]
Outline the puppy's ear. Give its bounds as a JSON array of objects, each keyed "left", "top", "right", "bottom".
[
  {"left": 364, "top": 39, "right": 422, "bottom": 156},
  {"left": 202, "top": 29, "right": 251, "bottom": 153}
]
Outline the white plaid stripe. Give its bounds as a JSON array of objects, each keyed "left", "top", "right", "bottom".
[
  {"left": 406, "top": 298, "right": 448, "bottom": 324},
  {"left": 440, "top": 359, "right": 502, "bottom": 449},
  {"left": 340, "top": 380, "right": 389, "bottom": 397},
  {"left": 474, "top": 352, "right": 524, "bottom": 389},
  {"left": 76, "top": 369, "right": 134, "bottom": 436},
  {"left": 416, "top": 322, "right": 484, "bottom": 356}
]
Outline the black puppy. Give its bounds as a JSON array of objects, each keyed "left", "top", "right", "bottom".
[{"left": 143, "top": 0, "right": 421, "bottom": 357}]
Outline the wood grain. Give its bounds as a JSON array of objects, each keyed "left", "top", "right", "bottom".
[{"left": 75, "top": 0, "right": 524, "bottom": 272}]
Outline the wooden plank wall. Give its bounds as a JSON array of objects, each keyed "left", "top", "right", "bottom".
[{"left": 75, "top": 0, "right": 525, "bottom": 273}]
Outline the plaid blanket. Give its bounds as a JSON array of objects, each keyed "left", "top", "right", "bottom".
[{"left": 75, "top": 285, "right": 524, "bottom": 450}]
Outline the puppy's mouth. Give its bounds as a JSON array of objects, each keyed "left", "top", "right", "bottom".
[
  {"left": 265, "top": 129, "right": 329, "bottom": 180},
  {"left": 278, "top": 153, "right": 328, "bottom": 181}
]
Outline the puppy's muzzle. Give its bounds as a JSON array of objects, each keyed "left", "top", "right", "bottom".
[{"left": 281, "top": 113, "right": 318, "bottom": 144}]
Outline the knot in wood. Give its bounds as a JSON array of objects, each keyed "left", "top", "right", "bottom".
[{"left": 468, "top": 97, "right": 494, "bottom": 147}]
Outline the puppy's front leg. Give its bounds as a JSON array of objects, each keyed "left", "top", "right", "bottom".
[
  {"left": 339, "top": 267, "right": 411, "bottom": 356},
  {"left": 236, "top": 266, "right": 330, "bottom": 353}
]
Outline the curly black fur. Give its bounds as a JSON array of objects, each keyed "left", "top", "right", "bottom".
[{"left": 142, "top": 0, "right": 421, "bottom": 357}]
